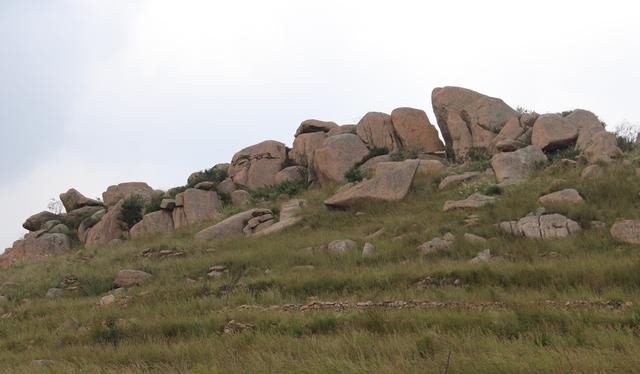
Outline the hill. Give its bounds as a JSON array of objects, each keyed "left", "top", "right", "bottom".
[{"left": 1, "top": 86, "right": 640, "bottom": 373}]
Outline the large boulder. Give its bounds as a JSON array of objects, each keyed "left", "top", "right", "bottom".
[
  {"left": 324, "top": 159, "right": 419, "bottom": 208},
  {"left": 565, "top": 109, "right": 606, "bottom": 151},
  {"left": 275, "top": 166, "right": 306, "bottom": 184},
  {"left": 22, "top": 211, "right": 60, "bottom": 231},
  {"left": 290, "top": 132, "right": 326, "bottom": 166},
  {"left": 85, "top": 201, "right": 126, "bottom": 248},
  {"left": 295, "top": 119, "right": 338, "bottom": 137},
  {"left": 77, "top": 208, "right": 106, "bottom": 244},
  {"left": 610, "top": 220, "right": 640, "bottom": 244},
  {"left": 491, "top": 146, "right": 547, "bottom": 183},
  {"left": 492, "top": 116, "right": 535, "bottom": 152},
  {"left": 390, "top": 107, "right": 444, "bottom": 153},
  {"left": 59, "top": 188, "right": 103, "bottom": 212},
  {"left": 0, "top": 233, "right": 71, "bottom": 269},
  {"left": 356, "top": 112, "right": 400, "bottom": 152},
  {"left": 229, "top": 140, "right": 287, "bottom": 190},
  {"left": 102, "top": 182, "right": 153, "bottom": 207},
  {"left": 580, "top": 131, "right": 623, "bottom": 164},
  {"left": 432, "top": 86, "right": 518, "bottom": 158},
  {"left": 130, "top": 210, "right": 174, "bottom": 239},
  {"left": 172, "top": 188, "right": 222, "bottom": 229},
  {"left": 195, "top": 208, "right": 272, "bottom": 241},
  {"left": 531, "top": 114, "right": 578, "bottom": 151},
  {"left": 313, "top": 134, "right": 369, "bottom": 186}
]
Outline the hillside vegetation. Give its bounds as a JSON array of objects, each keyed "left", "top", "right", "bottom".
[{"left": 1, "top": 146, "right": 640, "bottom": 373}]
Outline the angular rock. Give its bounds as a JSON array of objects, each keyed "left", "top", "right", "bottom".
[
  {"left": 531, "top": 114, "right": 578, "bottom": 151},
  {"left": 130, "top": 211, "right": 174, "bottom": 239},
  {"left": 470, "top": 249, "right": 492, "bottom": 264},
  {"left": 195, "top": 208, "right": 272, "bottom": 241},
  {"left": 565, "top": 109, "right": 606, "bottom": 151},
  {"left": 23, "top": 211, "right": 60, "bottom": 231},
  {"left": 252, "top": 199, "right": 306, "bottom": 237},
  {"left": 391, "top": 107, "right": 445, "bottom": 153},
  {"left": 85, "top": 202, "right": 126, "bottom": 248},
  {"left": 290, "top": 131, "right": 326, "bottom": 169},
  {"left": 432, "top": 86, "right": 518, "bottom": 158},
  {"left": 356, "top": 112, "right": 400, "bottom": 152},
  {"left": 359, "top": 155, "right": 392, "bottom": 176},
  {"left": 495, "top": 139, "right": 527, "bottom": 152},
  {"left": 160, "top": 199, "right": 176, "bottom": 210},
  {"left": 538, "top": 189, "right": 584, "bottom": 205},
  {"left": 217, "top": 178, "right": 237, "bottom": 194},
  {"left": 0, "top": 233, "right": 71, "bottom": 268},
  {"left": 324, "top": 159, "right": 419, "bottom": 208},
  {"left": 275, "top": 166, "right": 306, "bottom": 184},
  {"left": 443, "top": 193, "right": 496, "bottom": 211},
  {"left": 59, "top": 188, "right": 103, "bottom": 212},
  {"left": 610, "top": 220, "right": 640, "bottom": 244},
  {"left": 327, "top": 239, "right": 357, "bottom": 255},
  {"left": 313, "top": 133, "right": 369, "bottom": 186},
  {"left": 114, "top": 269, "right": 152, "bottom": 288},
  {"left": 229, "top": 140, "right": 287, "bottom": 190},
  {"left": 491, "top": 146, "right": 547, "bottom": 183},
  {"left": 48, "top": 223, "right": 71, "bottom": 235},
  {"left": 295, "top": 119, "right": 338, "bottom": 137},
  {"left": 438, "top": 171, "right": 482, "bottom": 190},
  {"left": 172, "top": 189, "right": 222, "bottom": 230},
  {"left": 231, "top": 190, "right": 252, "bottom": 207},
  {"left": 102, "top": 182, "right": 153, "bottom": 207},
  {"left": 581, "top": 131, "right": 623, "bottom": 164}
]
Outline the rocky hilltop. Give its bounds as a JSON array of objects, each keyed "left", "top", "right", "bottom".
[{"left": 1, "top": 86, "right": 634, "bottom": 268}]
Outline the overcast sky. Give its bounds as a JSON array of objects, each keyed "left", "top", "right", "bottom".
[{"left": 1, "top": 0, "right": 639, "bottom": 250}]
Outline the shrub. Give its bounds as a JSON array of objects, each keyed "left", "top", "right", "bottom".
[
  {"left": 344, "top": 164, "right": 364, "bottom": 183},
  {"left": 252, "top": 180, "right": 306, "bottom": 201},
  {"left": 614, "top": 121, "right": 638, "bottom": 153},
  {"left": 390, "top": 146, "right": 420, "bottom": 162},
  {"left": 120, "top": 194, "right": 145, "bottom": 229},
  {"left": 145, "top": 193, "right": 164, "bottom": 214},
  {"left": 187, "top": 166, "right": 229, "bottom": 188},
  {"left": 545, "top": 147, "right": 580, "bottom": 163}
]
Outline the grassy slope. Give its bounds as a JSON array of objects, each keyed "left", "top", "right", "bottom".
[{"left": 1, "top": 154, "right": 640, "bottom": 373}]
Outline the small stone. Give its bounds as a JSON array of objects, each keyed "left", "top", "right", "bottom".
[
  {"left": 362, "top": 242, "right": 376, "bottom": 257},
  {"left": 46, "top": 288, "right": 64, "bottom": 298},
  {"left": 464, "top": 233, "right": 488, "bottom": 245},
  {"left": 98, "top": 294, "right": 116, "bottom": 307},
  {"left": 327, "top": 239, "right": 357, "bottom": 255},
  {"left": 470, "top": 249, "right": 492, "bottom": 264}
]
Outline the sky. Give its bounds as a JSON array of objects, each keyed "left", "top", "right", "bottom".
[{"left": 1, "top": 0, "right": 639, "bottom": 250}]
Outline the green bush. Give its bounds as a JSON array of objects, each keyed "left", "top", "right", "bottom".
[
  {"left": 252, "top": 180, "right": 306, "bottom": 201},
  {"left": 120, "top": 194, "right": 145, "bottom": 229},
  {"left": 145, "top": 193, "right": 164, "bottom": 214},
  {"left": 187, "top": 166, "right": 229, "bottom": 188},
  {"left": 344, "top": 164, "right": 364, "bottom": 183}
]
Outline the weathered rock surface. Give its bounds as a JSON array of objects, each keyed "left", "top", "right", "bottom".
[
  {"left": 359, "top": 155, "right": 392, "bottom": 176},
  {"left": 491, "top": 146, "right": 547, "bottom": 183},
  {"left": 85, "top": 202, "right": 126, "bottom": 248},
  {"left": 418, "top": 233, "right": 455, "bottom": 255},
  {"left": 194, "top": 181, "right": 215, "bottom": 190},
  {"left": 313, "top": 134, "right": 369, "bottom": 186},
  {"left": 443, "top": 193, "right": 496, "bottom": 211},
  {"left": 23, "top": 211, "right": 60, "bottom": 231},
  {"left": 391, "top": 107, "right": 444, "bottom": 153},
  {"left": 290, "top": 131, "right": 326, "bottom": 171},
  {"left": 580, "top": 131, "right": 623, "bottom": 164},
  {"left": 416, "top": 159, "right": 446, "bottom": 176},
  {"left": 172, "top": 189, "right": 222, "bottom": 229},
  {"left": 275, "top": 166, "right": 306, "bottom": 184},
  {"left": 160, "top": 199, "right": 176, "bottom": 210},
  {"left": 581, "top": 164, "right": 605, "bottom": 179},
  {"left": 114, "top": 270, "right": 152, "bottom": 288},
  {"left": 356, "top": 112, "right": 399, "bottom": 152},
  {"left": 59, "top": 188, "right": 103, "bottom": 212},
  {"left": 327, "top": 239, "right": 357, "bottom": 255},
  {"left": 230, "top": 190, "right": 252, "bottom": 207},
  {"left": 130, "top": 211, "right": 174, "bottom": 239},
  {"left": 252, "top": 199, "right": 305, "bottom": 237},
  {"left": 499, "top": 213, "right": 581, "bottom": 239},
  {"left": 229, "top": 140, "right": 287, "bottom": 190},
  {"left": 327, "top": 125, "right": 357, "bottom": 136},
  {"left": 217, "top": 178, "right": 237, "bottom": 194},
  {"left": 432, "top": 86, "right": 518, "bottom": 158},
  {"left": 610, "top": 220, "right": 640, "bottom": 244},
  {"left": 362, "top": 242, "right": 376, "bottom": 257},
  {"left": 531, "top": 114, "right": 578, "bottom": 151},
  {"left": 538, "top": 189, "right": 584, "bottom": 205},
  {"left": 195, "top": 208, "right": 272, "bottom": 241},
  {"left": 102, "top": 182, "right": 153, "bottom": 207},
  {"left": 566, "top": 109, "right": 606, "bottom": 151},
  {"left": 295, "top": 119, "right": 338, "bottom": 137},
  {"left": 0, "top": 233, "right": 71, "bottom": 268},
  {"left": 324, "top": 160, "right": 419, "bottom": 208}
]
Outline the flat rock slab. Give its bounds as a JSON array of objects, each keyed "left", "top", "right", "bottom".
[
  {"left": 324, "top": 159, "right": 419, "bottom": 208},
  {"left": 443, "top": 193, "right": 496, "bottom": 211}
]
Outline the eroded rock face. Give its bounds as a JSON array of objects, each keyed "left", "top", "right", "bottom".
[
  {"left": 432, "top": 86, "right": 518, "bottom": 158},
  {"left": 130, "top": 211, "right": 174, "bottom": 239},
  {"left": 275, "top": 166, "right": 306, "bottom": 185},
  {"left": 172, "top": 189, "right": 222, "bottom": 230},
  {"left": 23, "top": 211, "right": 60, "bottom": 231},
  {"left": 195, "top": 208, "right": 272, "bottom": 241},
  {"left": 324, "top": 160, "right": 419, "bottom": 208},
  {"left": 102, "top": 182, "right": 153, "bottom": 207},
  {"left": 499, "top": 213, "right": 581, "bottom": 239},
  {"left": 391, "top": 107, "right": 444, "bottom": 153},
  {"left": 295, "top": 119, "right": 338, "bottom": 137},
  {"left": 229, "top": 140, "right": 287, "bottom": 190},
  {"left": 313, "top": 134, "right": 369, "bottom": 186},
  {"left": 580, "top": 131, "right": 623, "bottom": 164},
  {"left": 610, "top": 220, "right": 640, "bottom": 244},
  {"left": 356, "top": 112, "right": 400, "bottom": 152},
  {"left": 59, "top": 188, "right": 103, "bottom": 213},
  {"left": 0, "top": 233, "right": 71, "bottom": 269},
  {"left": 491, "top": 146, "right": 547, "bottom": 183},
  {"left": 531, "top": 114, "right": 578, "bottom": 151}
]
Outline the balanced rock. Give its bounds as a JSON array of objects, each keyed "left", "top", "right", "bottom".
[
  {"left": 610, "top": 220, "right": 640, "bottom": 244},
  {"left": 327, "top": 124, "right": 357, "bottom": 136},
  {"left": 229, "top": 140, "right": 287, "bottom": 190},
  {"left": 356, "top": 112, "right": 400, "bottom": 152},
  {"left": 295, "top": 119, "right": 338, "bottom": 137},
  {"left": 566, "top": 109, "right": 606, "bottom": 151},
  {"left": 391, "top": 107, "right": 444, "bottom": 153},
  {"left": 130, "top": 211, "right": 174, "bottom": 239},
  {"left": 580, "top": 131, "right": 623, "bottom": 164},
  {"left": 538, "top": 189, "right": 584, "bottom": 205},
  {"left": 22, "top": 211, "right": 60, "bottom": 231},
  {"left": 59, "top": 188, "right": 103, "bottom": 212},
  {"left": 432, "top": 86, "right": 518, "bottom": 158},
  {"left": 313, "top": 133, "right": 369, "bottom": 186},
  {"left": 102, "top": 182, "right": 153, "bottom": 207},
  {"left": 324, "top": 159, "right": 419, "bottom": 208},
  {"left": 491, "top": 146, "right": 547, "bottom": 183},
  {"left": 195, "top": 208, "right": 272, "bottom": 241},
  {"left": 443, "top": 193, "right": 496, "bottom": 211},
  {"left": 114, "top": 269, "right": 152, "bottom": 288},
  {"left": 531, "top": 114, "right": 578, "bottom": 151}
]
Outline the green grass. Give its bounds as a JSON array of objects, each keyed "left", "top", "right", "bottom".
[{"left": 1, "top": 156, "right": 640, "bottom": 372}]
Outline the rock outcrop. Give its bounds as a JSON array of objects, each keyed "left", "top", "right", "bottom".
[
  {"left": 85, "top": 201, "right": 126, "bottom": 248},
  {"left": 102, "top": 182, "right": 153, "bottom": 207},
  {"left": 295, "top": 119, "right": 338, "bottom": 137},
  {"left": 531, "top": 114, "right": 578, "bottom": 151},
  {"left": 538, "top": 189, "right": 584, "bottom": 205},
  {"left": 229, "top": 140, "right": 287, "bottom": 190},
  {"left": 390, "top": 107, "right": 444, "bottom": 154},
  {"left": 130, "top": 211, "right": 174, "bottom": 239},
  {"left": 313, "top": 134, "right": 369, "bottom": 186},
  {"left": 0, "top": 233, "right": 71, "bottom": 269},
  {"left": 356, "top": 112, "right": 399, "bottom": 152},
  {"left": 172, "top": 188, "right": 222, "bottom": 229},
  {"left": 59, "top": 188, "right": 103, "bottom": 212}
]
